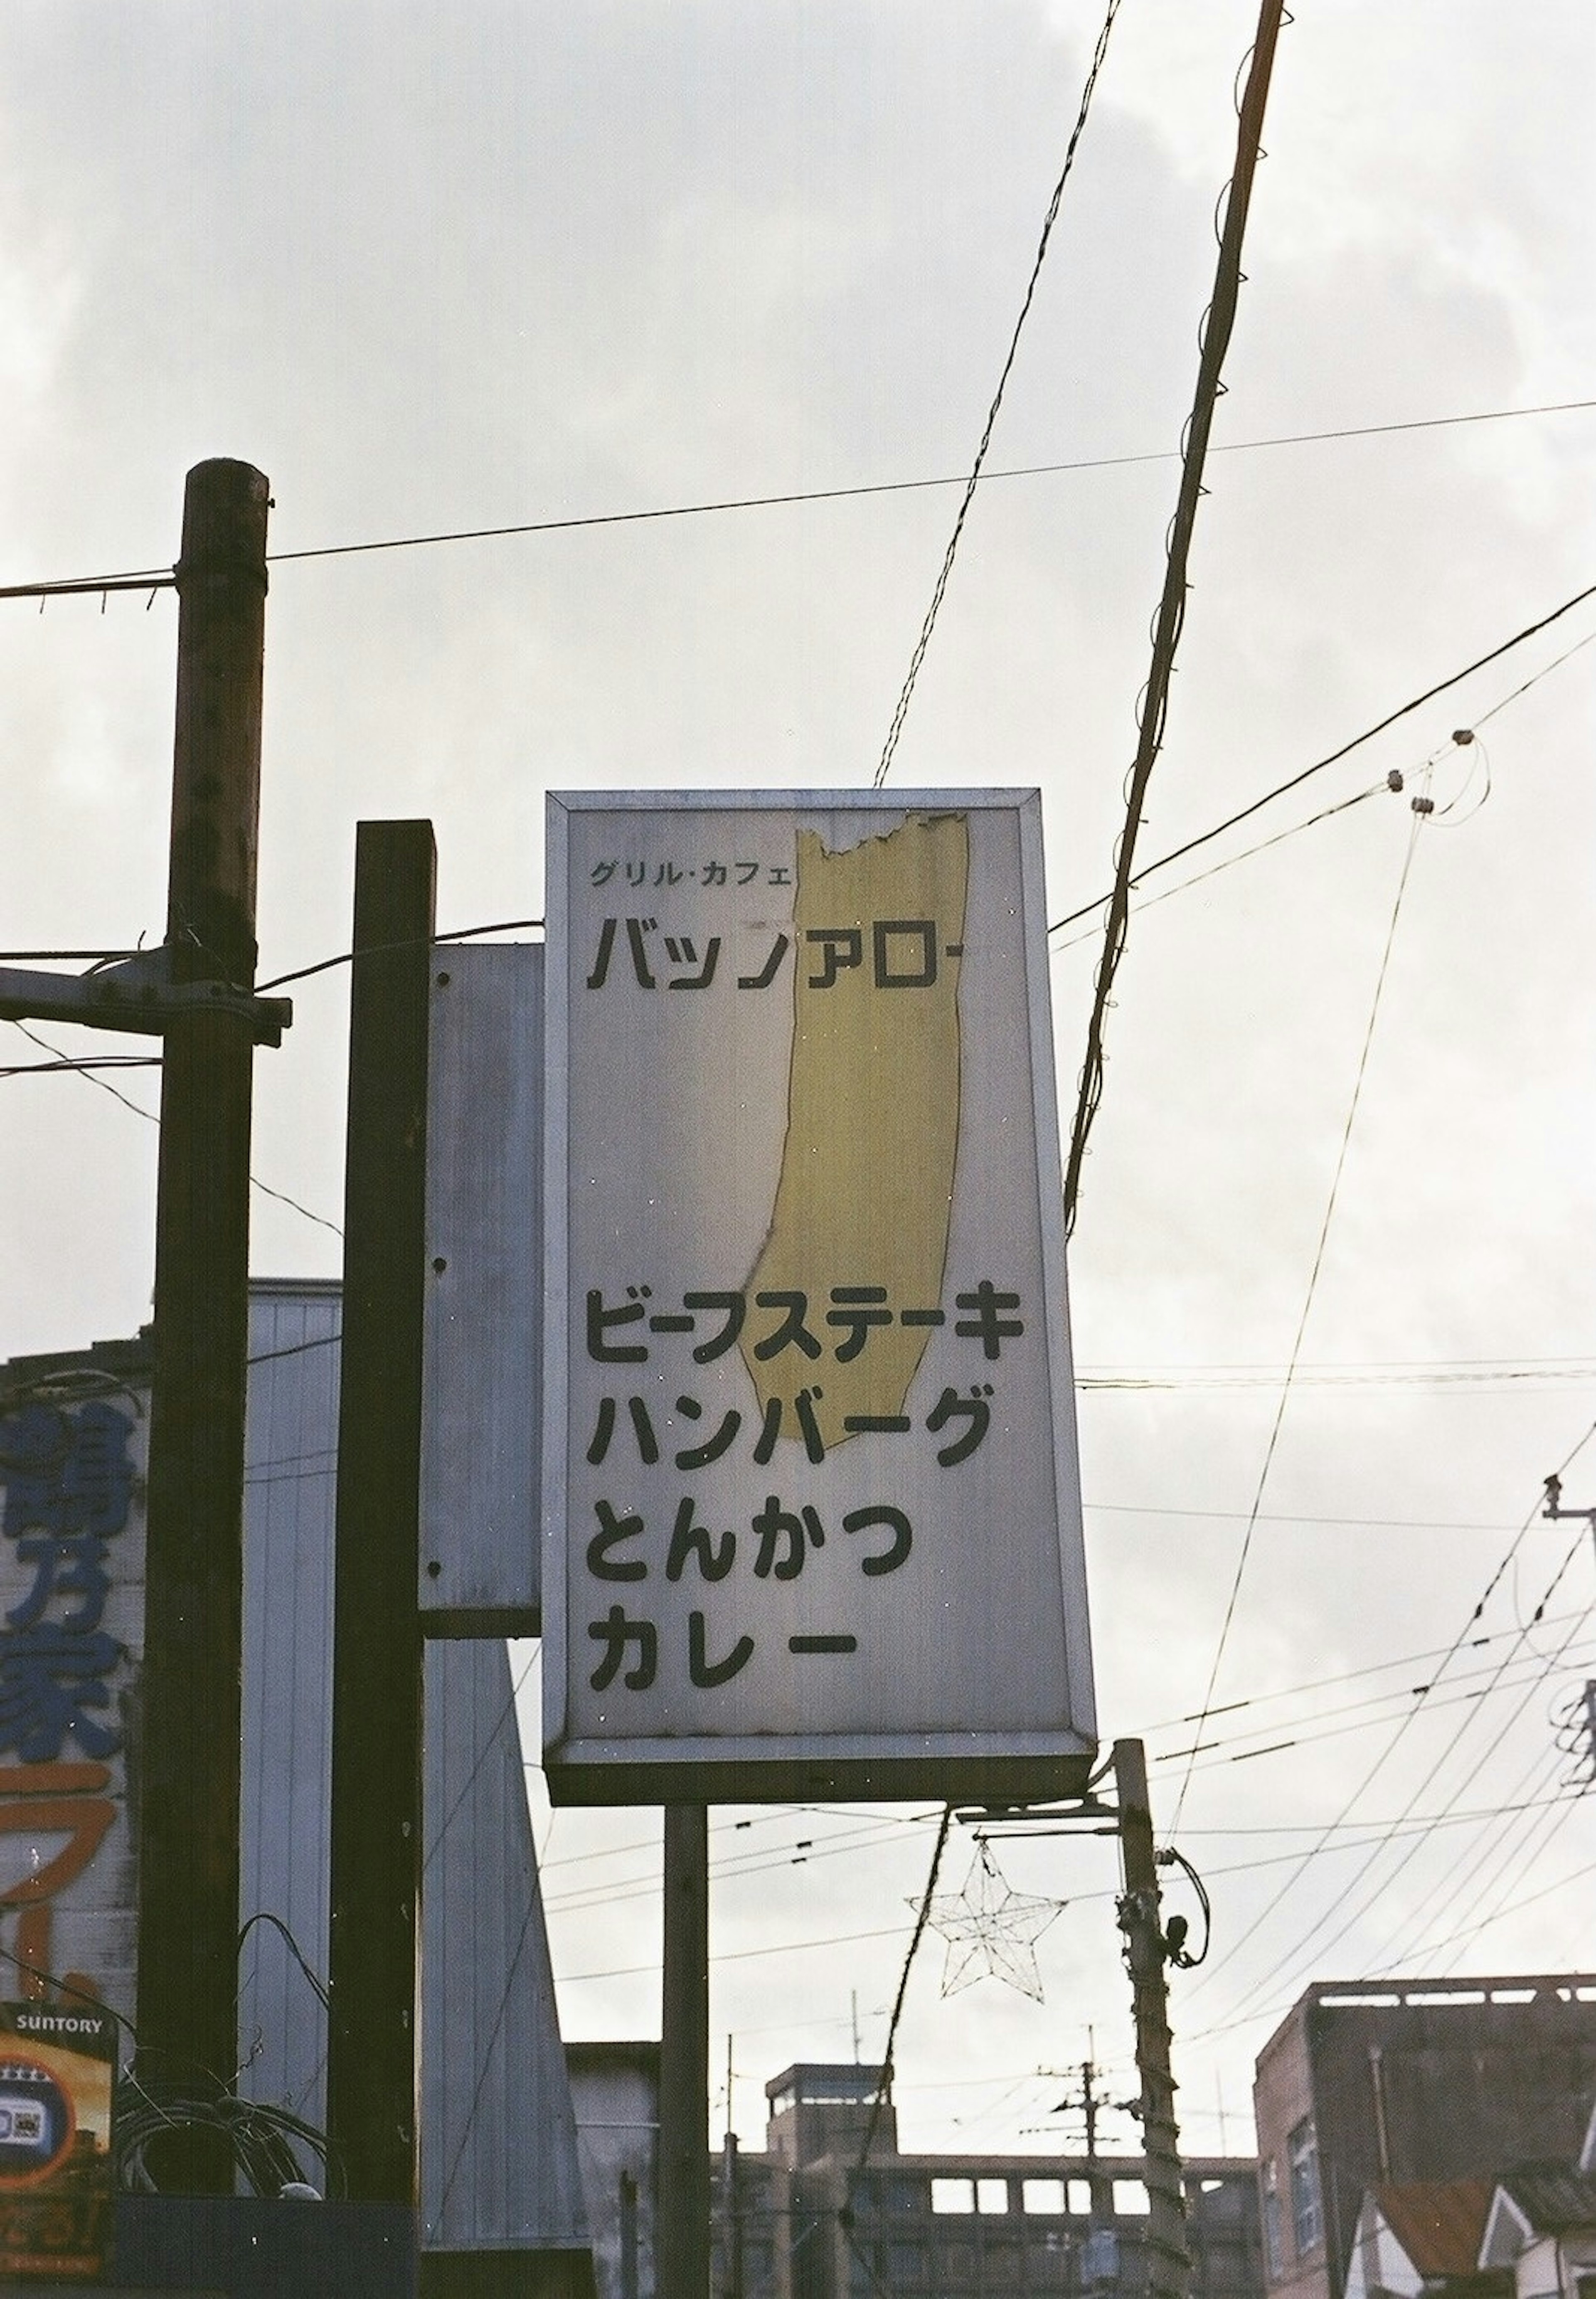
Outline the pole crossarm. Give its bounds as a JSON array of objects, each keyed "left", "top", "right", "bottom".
[
  {"left": 1544, "top": 1476, "right": 1596, "bottom": 1530},
  {"left": 0, "top": 953, "right": 291, "bottom": 1043}
]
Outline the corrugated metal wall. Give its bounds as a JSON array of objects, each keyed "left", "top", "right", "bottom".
[
  {"left": 239, "top": 1277, "right": 342, "bottom": 2122},
  {"left": 421, "top": 1636, "right": 588, "bottom": 2250},
  {"left": 237, "top": 1277, "right": 588, "bottom": 2250}
]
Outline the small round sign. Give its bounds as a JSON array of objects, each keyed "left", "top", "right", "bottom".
[{"left": 0, "top": 2057, "right": 75, "bottom": 2188}]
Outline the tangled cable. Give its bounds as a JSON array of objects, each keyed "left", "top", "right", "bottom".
[
  {"left": 115, "top": 2067, "right": 342, "bottom": 2198},
  {"left": 1155, "top": 1845, "right": 1212, "bottom": 1969}
]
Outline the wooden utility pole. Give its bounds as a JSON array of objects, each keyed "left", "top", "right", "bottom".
[
  {"left": 659, "top": 1805, "right": 711, "bottom": 2299},
  {"left": 327, "top": 821, "right": 436, "bottom": 2204},
  {"left": 1114, "top": 1738, "right": 1189, "bottom": 2299},
  {"left": 136, "top": 459, "right": 270, "bottom": 2183}
]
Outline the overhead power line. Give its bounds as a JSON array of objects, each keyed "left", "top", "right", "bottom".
[
  {"left": 1048, "top": 580, "right": 1596, "bottom": 936},
  {"left": 1176, "top": 1416, "right": 1596, "bottom": 2012},
  {"left": 5, "top": 1019, "right": 342, "bottom": 1239},
  {"left": 1064, "top": 0, "right": 1286, "bottom": 1231},
  {"left": 1189, "top": 1475, "right": 1596, "bottom": 2027},
  {"left": 872, "top": 0, "right": 1126, "bottom": 788},
  {"left": 4, "top": 399, "right": 1593, "bottom": 604},
  {"left": 1171, "top": 798, "right": 1429, "bottom": 1828}
]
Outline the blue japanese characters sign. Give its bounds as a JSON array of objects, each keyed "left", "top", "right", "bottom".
[
  {"left": 542, "top": 791, "right": 1096, "bottom": 1804},
  {"left": 0, "top": 1392, "right": 144, "bottom": 2028}
]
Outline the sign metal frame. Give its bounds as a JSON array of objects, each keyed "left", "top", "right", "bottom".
[{"left": 542, "top": 789, "right": 1096, "bottom": 1805}]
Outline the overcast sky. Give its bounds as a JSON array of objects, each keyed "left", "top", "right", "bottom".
[{"left": 2, "top": 0, "right": 1594, "bottom": 2159}]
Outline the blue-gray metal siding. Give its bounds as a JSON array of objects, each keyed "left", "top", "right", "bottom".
[{"left": 237, "top": 1277, "right": 587, "bottom": 2248}]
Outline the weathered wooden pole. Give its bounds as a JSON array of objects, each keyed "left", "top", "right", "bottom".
[
  {"left": 137, "top": 459, "right": 270, "bottom": 2185},
  {"left": 327, "top": 820, "right": 435, "bottom": 2205},
  {"left": 659, "top": 1805, "right": 711, "bottom": 2299}
]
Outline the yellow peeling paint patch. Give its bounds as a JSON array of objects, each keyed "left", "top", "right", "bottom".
[{"left": 741, "top": 813, "right": 968, "bottom": 1450}]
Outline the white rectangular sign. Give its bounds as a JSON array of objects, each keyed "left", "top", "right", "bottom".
[{"left": 542, "top": 791, "right": 1095, "bottom": 1803}]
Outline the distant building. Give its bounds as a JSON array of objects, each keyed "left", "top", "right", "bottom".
[
  {"left": 569, "top": 2041, "right": 659, "bottom": 2299},
  {"left": 1342, "top": 2177, "right": 1505, "bottom": 2299},
  {"left": 1478, "top": 2168, "right": 1596, "bottom": 2299},
  {"left": 704, "top": 2061, "right": 1263, "bottom": 2299},
  {"left": 1254, "top": 1978, "right": 1596, "bottom": 2299}
]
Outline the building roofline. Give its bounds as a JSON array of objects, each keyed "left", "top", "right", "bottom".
[
  {"left": 1256, "top": 1975, "right": 1596, "bottom": 2072},
  {"left": 744, "top": 2150, "right": 1258, "bottom": 2176}
]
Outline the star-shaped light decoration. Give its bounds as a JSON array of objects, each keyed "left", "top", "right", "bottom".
[{"left": 911, "top": 1841, "right": 1067, "bottom": 2003}]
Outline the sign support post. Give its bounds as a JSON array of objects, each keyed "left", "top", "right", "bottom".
[
  {"left": 328, "top": 819, "right": 436, "bottom": 2206},
  {"left": 659, "top": 1804, "right": 711, "bottom": 2299}
]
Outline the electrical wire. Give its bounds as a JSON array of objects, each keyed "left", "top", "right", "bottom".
[
  {"left": 1196, "top": 1518, "right": 1595, "bottom": 2026},
  {"left": 237, "top": 1910, "right": 331, "bottom": 2011},
  {"left": 422, "top": 1644, "right": 538, "bottom": 1878},
  {"left": 0, "top": 1055, "right": 161, "bottom": 1075},
  {"left": 429, "top": 1876, "right": 543, "bottom": 2235},
  {"left": 1182, "top": 1856, "right": 1596, "bottom": 2049},
  {"left": 550, "top": 1791, "right": 1579, "bottom": 1993},
  {"left": 1049, "top": 780, "right": 1392, "bottom": 954},
  {"left": 1144, "top": 1611, "right": 1589, "bottom": 1737},
  {"left": 1374, "top": 1740, "right": 1575, "bottom": 1977},
  {"left": 872, "top": 0, "right": 1125, "bottom": 788},
  {"left": 116, "top": 2082, "right": 340, "bottom": 2198},
  {"left": 1047, "top": 584, "right": 1596, "bottom": 936},
  {"left": 1401, "top": 1850, "right": 1596, "bottom": 1970},
  {"left": 542, "top": 1808, "right": 949, "bottom": 1920},
  {"left": 1156, "top": 1636, "right": 1596, "bottom": 1779},
  {"left": 1064, "top": 0, "right": 1285, "bottom": 1230},
  {"left": 1427, "top": 1783, "right": 1587, "bottom": 1978},
  {"left": 1173, "top": 1418, "right": 1596, "bottom": 2008},
  {"left": 852, "top": 1807, "right": 954, "bottom": 2182},
  {"left": 1315, "top": 1583, "right": 1596, "bottom": 1979},
  {"left": 1079, "top": 1353, "right": 1596, "bottom": 1391},
  {"left": 0, "top": 1926, "right": 340, "bottom": 2196},
  {"left": 1171, "top": 793, "right": 1429, "bottom": 1828},
  {"left": 5, "top": 399, "right": 1592, "bottom": 604},
  {"left": 5, "top": 1019, "right": 342, "bottom": 1238},
  {"left": 255, "top": 914, "right": 542, "bottom": 995},
  {"left": 1094, "top": 1500, "right": 1552, "bottom": 1533}
]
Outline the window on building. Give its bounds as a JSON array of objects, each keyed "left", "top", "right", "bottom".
[
  {"left": 1023, "top": 2179, "right": 1067, "bottom": 2215},
  {"left": 1289, "top": 2119, "right": 1322, "bottom": 2256},
  {"left": 977, "top": 2178, "right": 1009, "bottom": 2214},
  {"left": 1068, "top": 2179, "right": 1093, "bottom": 2216},
  {"left": 932, "top": 2178, "right": 977, "bottom": 2215},
  {"left": 1262, "top": 2158, "right": 1283, "bottom": 2279},
  {"left": 1113, "top": 2180, "right": 1151, "bottom": 2217}
]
